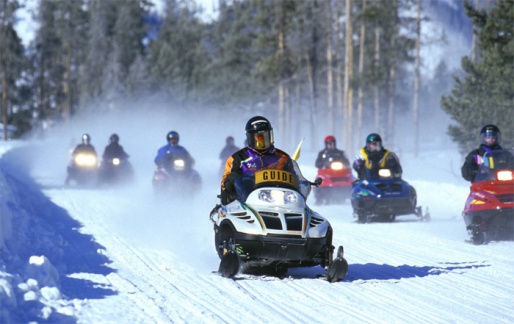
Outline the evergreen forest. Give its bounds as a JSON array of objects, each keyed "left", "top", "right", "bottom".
[{"left": 0, "top": 0, "right": 512, "bottom": 153}]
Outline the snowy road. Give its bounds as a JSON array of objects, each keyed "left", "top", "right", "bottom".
[{"left": 2, "top": 142, "right": 514, "bottom": 323}]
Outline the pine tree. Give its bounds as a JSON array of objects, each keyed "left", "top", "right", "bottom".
[
  {"left": 441, "top": 0, "right": 514, "bottom": 153},
  {"left": 148, "top": 0, "right": 207, "bottom": 102},
  {"left": 1, "top": 0, "right": 27, "bottom": 139},
  {"left": 32, "top": 0, "right": 88, "bottom": 122}
]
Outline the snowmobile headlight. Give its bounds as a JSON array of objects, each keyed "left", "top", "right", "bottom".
[
  {"left": 284, "top": 191, "right": 299, "bottom": 204},
  {"left": 258, "top": 190, "right": 298, "bottom": 204},
  {"left": 173, "top": 159, "right": 185, "bottom": 171},
  {"left": 497, "top": 170, "right": 513, "bottom": 181},
  {"left": 112, "top": 158, "right": 120, "bottom": 166},
  {"left": 74, "top": 154, "right": 97, "bottom": 167},
  {"left": 379, "top": 169, "right": 392, "bottom": 178},
  {"left": 330, "top": 161, "right": 344, "bottom": 170}
]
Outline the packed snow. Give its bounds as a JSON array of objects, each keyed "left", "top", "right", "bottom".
[{"left": 1, "top": 111, "right": 514, "bottom": 323}]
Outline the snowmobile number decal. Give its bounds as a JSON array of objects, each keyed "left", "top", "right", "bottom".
[{"left": 255, "top": 170, "right": 297, "bottom": 187}]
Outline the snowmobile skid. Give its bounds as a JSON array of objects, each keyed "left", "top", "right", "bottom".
[
  {"left": 210, "top": 162, "right": 348, "bottom": 282},
  {"left": 462, "top": 150, "right": 514, "bottom": 245},
  {"left": 351, "top": 169, "right": 430, "bottom": 223}
]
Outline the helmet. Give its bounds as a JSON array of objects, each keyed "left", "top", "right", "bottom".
[
  {"left": 324, "top": 135, "right": 336, "bottom": 143},
  {"left": 480, "top": 124, "right": 501, "bottom": 148},
  {"left": 245, "top": 116, "right": 274, "bottom": 151},
  {"left": 365, "top": 133, "right": 382, "bottom": 152},
  {"left": 324, "top": 135, "right": 336, "bottom": 149},
  {"left": 82, "top": 133, "right": 91, "bottom": 145},
  {"left": 166, "top": 131, "right": 180, "bottom": 146},
  {"left": 110, "top": 133, "right": 119, "bottom": 144}
]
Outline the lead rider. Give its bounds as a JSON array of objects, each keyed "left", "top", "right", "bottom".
[{"left": 220, "top": 116, "right": 295, "bottom": 205}]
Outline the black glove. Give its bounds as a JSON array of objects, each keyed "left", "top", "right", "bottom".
[{"left": 224, "top": 172, "right": 239, "bottom": 193}]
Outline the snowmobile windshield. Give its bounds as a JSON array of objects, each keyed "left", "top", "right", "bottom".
[
  {"left": 233, "top": 162, "right": 311, "bottom": 201},
  {"left": 474, "top": 150, "right": 514, "bottom": 182}
]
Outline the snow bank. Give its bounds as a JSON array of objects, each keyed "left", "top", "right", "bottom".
[{"left": 0, "top": 142, "right": 85, "bottom": 322}]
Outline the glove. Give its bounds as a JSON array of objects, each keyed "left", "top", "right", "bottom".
[
  {"left": 353, "top": 158, "right": 364, "bottom": 170},
  {"left": 224, "top": 172, "right": 239, "bottom": 193},
  {"left": 474, "top": 155, "right": 483, "bottom": 165}
]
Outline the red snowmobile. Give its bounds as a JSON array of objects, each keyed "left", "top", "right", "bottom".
[
  {"left": 463, "top": 149, "right": 514, "bottom": 244},
  {"left": 314, "top": 160, "right": 355, "bottom": 204}
]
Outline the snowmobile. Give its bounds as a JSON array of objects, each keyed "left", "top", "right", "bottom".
[
  {"left": 463, "top": 149, "right": 514, "bottom": 245},
  {"left": 210, "top": 157, "right": 348, "bottom": 282},
  {"left": 351, "top": 169, "right": 429, "bottom": 223},
  {"left": 98, "top": 156, "right": 134, "bottom": 186},
  {"left": 65, "top": 151, "right": 99, "bottom": 186},
  {"left": 152, "top": 151, "right": 201, "bottom": 195},
  {"left": 314, "top": 160, "right": 355, "bottom": 205}
]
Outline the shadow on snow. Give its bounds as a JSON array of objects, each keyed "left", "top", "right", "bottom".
[
  {"left": 0, "top": 146, "right": 116, "bottom": 301},
  {"left": 287, "top": 261, "right": 490, "bottom": 282}
]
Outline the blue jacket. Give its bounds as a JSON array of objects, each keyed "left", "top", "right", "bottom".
[{"left": 154, "top": 143, "right": 194, "bottom": 167}]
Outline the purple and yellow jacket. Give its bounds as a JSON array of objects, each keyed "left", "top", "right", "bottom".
[{"left": 221, "top": 145, "right": 294, "bottom": 191}]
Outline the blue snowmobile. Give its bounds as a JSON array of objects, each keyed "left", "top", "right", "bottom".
[{"left": 351, "top": 168, "right": 429, "bottom": 223}]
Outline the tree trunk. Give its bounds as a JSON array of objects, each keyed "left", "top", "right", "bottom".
[
  {"left": 386, "top": 0, "right": 397, "bottom": 148},
  {"left": 374, "top": 28, "right": 381, "bottom": 134},
  {"left": 343, "top": 0, "right": 353, "bottom": 153},
  {"left": 1, "top": 0, "right": 8, "bottom": 140},
  {"left": 325, "top": 0, "right": 334, "bottom": 135},
  {"left": 413, "top": 0, "right": 421, "bottom": 157},
  {"left": 335, "top": 1, "right": 344, "bottom": 142},
  {"left": 306, "top": 52, "right": 318, "bottom": 152},
  {"left": 1, "top": 60, "right": 7, "bottom": 141},
  {"left": 276, "top": 0, "right": 286, "bottom": 144},
  {"left": 357, "top": 0, "right": 366, "bottom": 148},
  {"left": 307, "top": 0, "right": 319, "bottom": 152},
  {"left": 387, "top": 61, "right": 396, "bottom": 148}
]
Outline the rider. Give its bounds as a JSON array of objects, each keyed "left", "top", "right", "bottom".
[
  {"left": 154, "top": 130, "right": 195, "bottom": 170},
  {"left": 102, "top": 133, "right": 129, "bottom": 162},
  {"left": 219, "top": 136, "right": 240, "bottom": 165},
  {"left": 65, "top": 133, "right": 97, "bottom": 185},
  {"left": 315, "top": 135, "right": 350, "bottom": 169},
  {"left": 461, "top": 124, "right": 503, "bottom": 182},
  {"left": 71, "top": 133, "right": 97, "bottom": 156},
  {"left": 220, "top": 116, "right": 295, "bottom": 205},
  {"left": 353, "top": 133, "right": 402, "bottom": 180}
]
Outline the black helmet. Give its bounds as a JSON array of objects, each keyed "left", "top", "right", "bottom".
[
  {"left": 480, "top": 124, "right": 501, "bottom": 148},
  {"left": 245, "top": 116, "right": 274, "bottom": 151},
  {"left": 365, "top": 133, "right": 382, "bottom": 152},
  {"left": 82, "top": 133, "right": 91, "bottom": 145},
  {"left": 167, "top": 131, "right": 180, "bottom": 146},
  {"left": 110, "top": 133, "right": 119, "bottom": 144}
]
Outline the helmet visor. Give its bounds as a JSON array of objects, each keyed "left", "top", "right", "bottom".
[
  {"left": 367, "top": 141, "right": 382, "bottom": 152},
  {"left": 481, "top": 129, "right": 500, "bottom": 147},
  {"left": 252, "top": 131, "right": 272, "bottom": 150}
]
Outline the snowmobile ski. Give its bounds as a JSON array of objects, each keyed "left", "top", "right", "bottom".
[
  {"left": 326, "top": 257, "right": 348, "bottom": 283},
  {"left": 325, "top": 246, "right": 348, "bottom": 283},
  {"left": 218, "top": 250, "right": 240, "bottom": 278}
]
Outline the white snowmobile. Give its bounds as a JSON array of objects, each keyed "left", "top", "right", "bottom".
[{"left": 210, "top": 154, "right": 348, "bottom": 282}]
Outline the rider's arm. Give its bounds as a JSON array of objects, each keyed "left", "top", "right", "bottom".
[
  {"left": 388, "top": 153, "right": 402, "bottom": 178},
  {"left": 462, "top": 151, "right": 479, "bottom": 182},
  {"left": 221, "top": 154, "right": 240, "bottom": 191},
  {"left": 315, "top": 151, "right": 324, "bottom": 168},
  {"left": 154, "top": 146, "right": 168, "bottom": 166}
]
